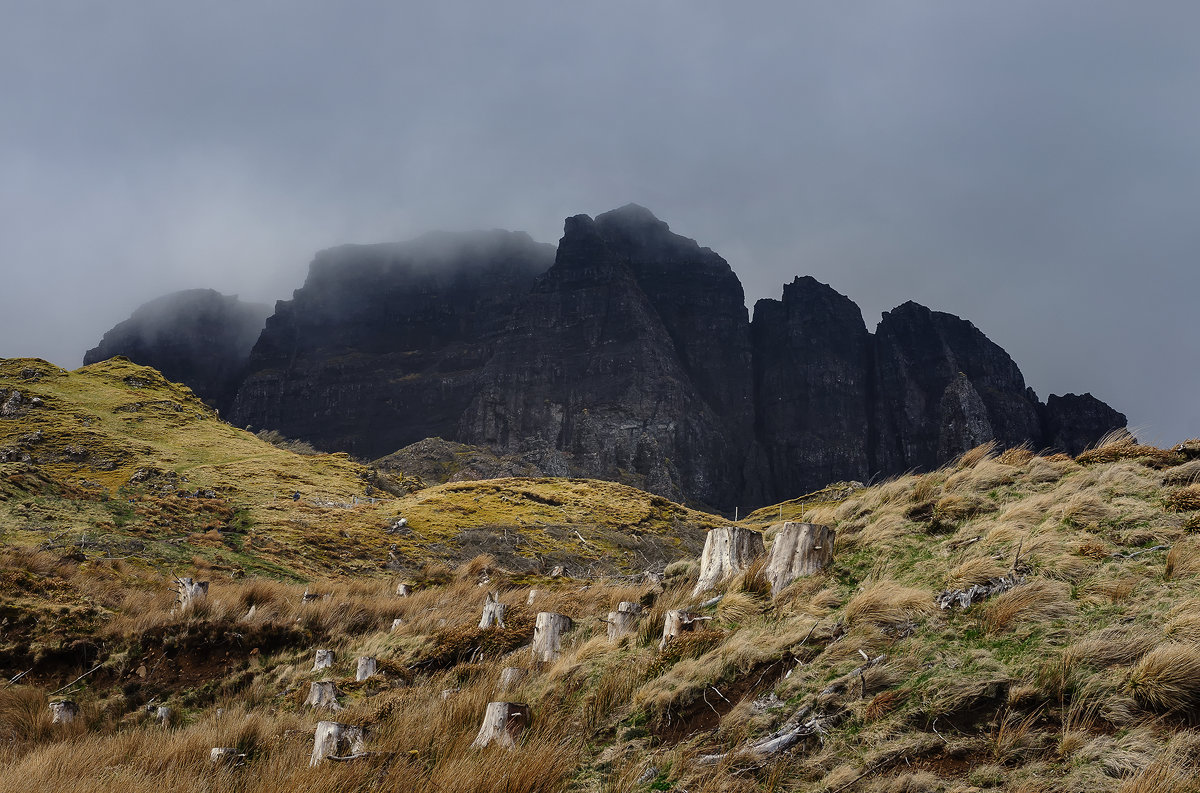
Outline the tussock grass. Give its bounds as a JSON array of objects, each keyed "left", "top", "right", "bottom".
[
  {"left": 981, "top": 578, "right": 1074, "bottom": 633},
  {"left": 1127, "top": 644, "right": 1200, "bottom": 712},
  {"left": 1166, "top": 485, "right": 1200, "bottom": 513},
  {"left": 844, "top": 581, "right": 933, "bottom": 630}
]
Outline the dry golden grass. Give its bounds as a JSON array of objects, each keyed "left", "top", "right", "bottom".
[
  {"left": 1127, "top": 644, "right": 1200, "bottom": 712},
  {"left": 981, "top": 578, "right": 1074, "bottom": 633},
  {"left": 1164, "top": 461, "right": 1200, "bottom": 487},
  {"left": 1166, "top": 485, "right": 1200, "bottom": 513},
  {"left": 844, "top": 581, "right": 934, "bottom": 630}
]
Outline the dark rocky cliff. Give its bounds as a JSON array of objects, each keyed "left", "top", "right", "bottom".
[
  {"left": 457, "top": 208, "right": 752, "bottom": 506},
  {"left": 752, "top": 276, "right": 874, "bottom": 505},
  {"left": 83, "top": 289, "right": 269, "bottom": 412},
  {"left": 87, "top": 206, "right": 1127, "bottom": 509},
  {"left": 227, "top": 230, "right": 554, "bottom": 458},
  {"left": 871, "top": 301, "right": 1046, "bottom": 473}
]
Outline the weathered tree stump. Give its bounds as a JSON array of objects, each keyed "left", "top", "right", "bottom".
[
  {"left": 356, "top": 657, "right": 377, "bottom": 681},
  {"left": 391, "top": 618, "right": 404, "bottom": 631},
  {"left": 532, "top": 612, "right": 572, "bottom": 663},
  {"left": 765, "top": 522, "right": 835, "bottom": 596},
  {"left": 396, "top": 582, "right": 412, "bottom": 597},
  {"left": 526, "top": 588, "right": 539, "bottom": 606},
  {"left": 498, "top": 667, "right": 526, "bottom": 692},
  {"left": 479, "top": 591, "right": 506, "bottom": 629},
  {"left": 176, "top": 577, "right": 209, "bottom": 611},
  {"left": 305, "top": 680, "right": 342, "bottom": 710},
  {"left": 309, "top": 720, "right": 365, "bottom": 766},
  {"left": 49, "top": 700, "right": 78, "bottom": 724},
  {"left": 549, "top": 565, "right": 566, "bottom": 578},
  {"left": 660, "top": 609, "right": 710, "bottom": 649},
  {"left": 210, "top": 747, "right": 244, "bottom": 765},
  {"left": 693, "top": 527, "right": 765, "bottom": 595},
  {"left": 607, "top": 601, "right": 642, "bottom": 641},
  {"left": 312, "top": 649, "right": 335, "bottom": 671},
  {"left": 471, "top": 702, "right": 530, "bottom": 749}
]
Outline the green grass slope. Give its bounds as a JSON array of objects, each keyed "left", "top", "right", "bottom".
[{"left": 4, "top": 356, "right": 1200, "bottom": 792}]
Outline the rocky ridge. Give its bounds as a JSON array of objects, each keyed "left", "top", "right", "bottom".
[{"left": 90, "top": 206, "right": 1126, "bottom": 510}]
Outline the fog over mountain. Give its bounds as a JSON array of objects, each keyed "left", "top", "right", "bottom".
[{"left": 1, "top": 2, "right": 1196, "bottom": 444}]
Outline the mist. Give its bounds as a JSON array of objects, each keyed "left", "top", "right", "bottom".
[{"left": 1, "top": 2, "right": 1196, "bottom": 445}]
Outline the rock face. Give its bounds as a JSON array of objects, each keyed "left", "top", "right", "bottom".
[
  {"left": 1041, "top": 393, "right": 1128, "bottom": 456},
  {"left": 95, "top": 205, "right": 1126, "bottom": 510},
  {"left": 871, "top": 302, "right": 1046, "bottom": 473},
  {"left": 228, "top": 231, "right": 555, "bottom": 459},
  {"left": 457, "top": 207, "right": 753, "bottom": 506},
  {"left": 752, "top": 277, "right": 873, "bottom": 506},
  {"left": 84, "top": 289, "right": 270, "bottom": 413}
]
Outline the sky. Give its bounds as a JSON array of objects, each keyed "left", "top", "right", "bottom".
[{"left": 1, "top": 2, "right": 1196, "bottom": 445}]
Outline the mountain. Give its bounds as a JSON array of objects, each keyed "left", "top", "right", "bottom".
[
  {"left": 82, "top": 289, "right": 270, "bottom": 413},
  {"left": 86, "top": 206, "right": 1127, "bottom": 509}
]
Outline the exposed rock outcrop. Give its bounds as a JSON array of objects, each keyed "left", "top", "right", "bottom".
[
  {"left": 228, "top": 231, "right": 554, "bottom": 459},
  {"left": 1042, "top": 393, "right": 1128, "bottom": 456},
  {"left": 83, "top": 289, "right": 270, "bottom": 412},
  {"left": 90, "top": 206, "right": 1125, "bottom": 510},
  {"left": 457, "top": 208, "right": 753, "bottom": 507},
  {"left": 871, "top": 302, "right": 1045, "bottom": 473},
  {"left": 752, "top": 277, "right": 873, "bottom": 503}
]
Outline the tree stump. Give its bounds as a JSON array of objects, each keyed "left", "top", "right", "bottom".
[
  {"left": 396, "top": 582, "right": 412, "bottom": 597},
  {"left": 210, "top": 747, "right": 243, "bottom": 765},
  {"left": 526, "top": 589, "right": 539, "bottom": 606},
  {"left": 49, "top": 700, "right": 78, "bottom": 724},
  {"left": 312, "top": 649, "right": 335, "bottom": 671},
  {"left": 391, "top": 618, "right": 404, "bottom": 631},
  {"left": 309, "top": 720, "right": 365, "bottom": 766},
  {"left": 660, "top": 609, "right": 709, "bottom": 650},
  {"left": 153, "top": 705, "right": 172, "bottom": 726},
  {"left": 471, "top": 702, "right": 530, "bottom": 749},
  {"left": 765, "top": 522, "right": 835, "bottom": 596},
  {"left": 356, "top": 657, "right": 377, "bottom": 681},
  {"left": 498, "top": 667, "right": 526, "bottom": 692},
  {"left": 607, "top": 601, "right": 642, "bottom": 641},
  {"left": 549, "top": 565, "right": 565, "bottom": 578},
  {"left": 693, "top": 527, "right": 765, "bottom": 595},
  {"left": 532, "top": 612, "right": 572, "bottom": 663},
  {"left": 479, "top": 591, "right": 506, "bottom": 629},
  {"left": 176, "top": 577, "right": 209, "bottom": 611},
  {"left": 305, "top": 681, "right": 342, "bottom": 710}
]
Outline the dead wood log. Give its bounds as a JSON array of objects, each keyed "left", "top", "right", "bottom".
[
  {"left": 525, "top": 588, "right": 539, "bottom": 606},
  {"left": 176, "top": 577, "right": 208, "bottom": 611},
  {"left": 693, "top": 527, "right": 765, "bottom": 595},
  {"left": 660, "top": 610, "right": 712, "bottom": 650},
  {"left": 49, "top": 700, "right": 78, "bottom": 724},
  {"left": 479, "top": 591, "right": 506, "bottom": 629},
  {"left": 696, "top": 704, "right": 848, "bottom": 765},
  {"left": 312, "top": 649, "right": 335, "bottom": 671},
  {"left": 935, "top": 572, "right": 1022, "bottom": 610},
  {"left": 310, "top": 720, "right": 366, "bottom": 766},
  {"left": 532, "top": 612, "right": 572, "bottom": 663},
  {"left": 471, "top": 702, "right": 530, "bottom": 749},
  {"left": 766, "top": 522, "right": 835, "bottom": 596},
  {"left": 356, "top": 657, "right": 377, "bottom": 681},
  {"left": 209, "top": 747, "right": 244, "bottom": 765},
  {"left": 606, "top": 601, "right": 641, "bottom": 641},
  {"left": 498, "top": 667, "right": 527, "bottom": 692},
  {"left": 305, "top": 680, "right": 342, "bottom": 710}
]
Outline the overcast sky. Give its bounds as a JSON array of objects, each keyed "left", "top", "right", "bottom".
[{"left": 1, "top": 2, "right": 1196, "bottom": 444}]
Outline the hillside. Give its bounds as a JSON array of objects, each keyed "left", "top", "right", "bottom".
[{"left": 2, "top": 356, "right": 1200, "bottom": 792}]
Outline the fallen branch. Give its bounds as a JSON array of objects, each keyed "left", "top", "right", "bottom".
[
  {"left": 935, "top": 572, "right": 1023, "bottom": 610},
  {"left": 1110, "top": 545, "right": 1170, "bottom": 559},
  {"left": 49, "top": 662, "right": 104, "bottom": 696}
]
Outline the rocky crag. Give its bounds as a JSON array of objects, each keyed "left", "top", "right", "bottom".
[
  {"left": 83, "top": 289, "right": 270, "bottom": 413},
  {"left": 90, "top": 206, "right": 1126, "bottom": 509}
]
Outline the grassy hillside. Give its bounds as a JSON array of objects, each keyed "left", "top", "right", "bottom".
[{"left": 3, "top": 355, "right": 1200, "bottom": 792}]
